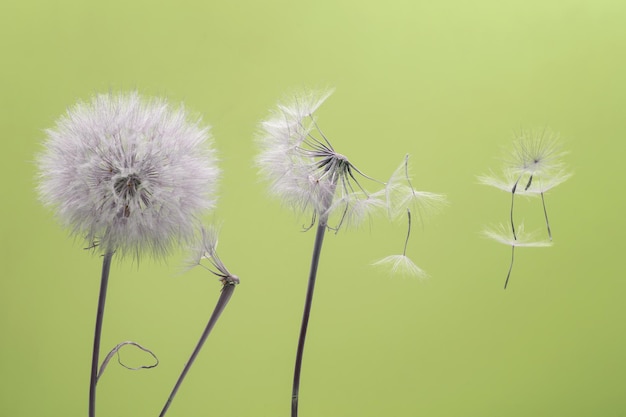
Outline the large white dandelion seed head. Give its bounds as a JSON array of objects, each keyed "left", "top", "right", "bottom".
[{"left": 36, "top": 91, "right": 220, "bottom": 259}]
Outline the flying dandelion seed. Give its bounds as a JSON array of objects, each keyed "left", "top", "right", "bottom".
[
  {"left": 373, "top": 209, "right": 428, "bottom": 278},
  {"left": 480, "top": 128, "right": 570, "bottom": 243}
]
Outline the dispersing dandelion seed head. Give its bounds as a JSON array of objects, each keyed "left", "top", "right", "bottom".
[
  {"left": 256, "top": 88, "right": 446, "bottom": 282},
  {"left": 258, "top": 88, "right": 448, "bottom": 414},
  {"left": 36, "top": 91, "right": 220, "bottom": 259},
  {"left": 256, "top": 88, "right": 393, "bottom": 230}
]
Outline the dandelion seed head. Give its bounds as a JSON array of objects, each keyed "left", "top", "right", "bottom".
[
  {"left": 37, "top": 91, "right": 219, "bottom": 259},
  {"left": 256, "top": 88, "right": 387, "bottom": 229}
]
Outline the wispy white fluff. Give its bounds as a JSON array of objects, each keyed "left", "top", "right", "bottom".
[
  {"left": 373, "top": 254, "right": 427, "bottom": 278},
  {"left": 37, "top": 91, "right": 219, "bottom": 258},
  {"left": 385, "top": 155, "right": 447, "bottom": 221},
  {"left": 257, "top": 88, "right": 446, "bottom": 282},
  {"left": 186, "top": 226, "right": 239, "bottom": 285},
  {"left": 478, "top": 168, "right": 572, "bottom": 195},
  {"left": 256, "top": 90, "right": 445, "bottom": 232},
  {"left": 480, "top": 127, "right": 570, "bottom": 194},
  {"left": 483, "top": 223, "right": 552, "bottom": 247},
  {"left": 508, "top": 128, "right": 567, "bottom": 178},
  {"left": 256, "top": 88, "right": 389, "bottom": 229}
]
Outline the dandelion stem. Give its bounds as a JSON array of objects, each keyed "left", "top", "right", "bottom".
[
  {"left": 292, "top": 217, "right": 328, "bottom": 417},
  {"left": 159, "top": 282, "right": 236, "bottom": 417},
  {"left": 504, "top": 245, "right": 515, "bottom": 289},
  {"left": 403, "top": 209, "right": 412, "bottom": 257},
  {"left": 510, "top": 177, "right": 520, "bottom": 241},
  {"left": 89, "top": 251, "right": 113, "bottom": 417},
  {"left": 540, "top": 192, "right": 552, "bottom": 240}
]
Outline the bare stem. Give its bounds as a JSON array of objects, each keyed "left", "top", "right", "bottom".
[
  {"left": 510, "top": 177, "right": 520, "bottom": 241},
  {"left": 159, "top": 283, "right": 236, "bottom": 417},
  {"left": 89, "top": 251, "right": 114, "bottom": 417},
  {"left": 292, "top": 217, "right": 328, "bottom": 417},
  {"left": 540, "top": 192, "right": 552, "bottom": 240},
  {"left": 402, "top": 209, "right": 412, "bottom": 256},
  {"left": 504, "top": 245, "right": 515, "bottom": 289}
]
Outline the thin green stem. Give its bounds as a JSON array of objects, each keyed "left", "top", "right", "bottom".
[
  {"left": 504, "top": 245, "right": 515, "bottom": 290},
  {"left": 540, "top": 192, "right": 552, "bottom": 240},
  {"left": 89, "top": 251, "right": 114, "bottom": 417},
  {"left": 292, "top": 218, "right": 328, "bottom": 417},
  {"left": 159, "top": 283, "right": 236, "bottom": 417},
  {"left": 402, "top": 209, "right": 412, "bottom": 256},
  {"left": 510, "top": 191, "right": 516, "bottom": 239}
]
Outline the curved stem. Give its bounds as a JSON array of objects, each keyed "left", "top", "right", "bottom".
[
  {"left": 89, "top": 251, "right": 114, "bottom": 417},
  {"left": 292, "top": 218, "right": 328, "bottom": 417},
  {"left": 159, "top": 283, "right": 236, "bottom": 417}
]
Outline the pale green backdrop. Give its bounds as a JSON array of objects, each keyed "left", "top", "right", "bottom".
[{"left": 1, "top": 0, "right": 625, "bottom": 416}]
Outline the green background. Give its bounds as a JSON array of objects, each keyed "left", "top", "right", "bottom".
[{"left": 1, "top": 0, "right": 625, "bottom": 416}]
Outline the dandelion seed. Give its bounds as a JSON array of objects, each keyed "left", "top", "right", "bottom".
[
  {"left": 480, "top": 128, "right": 570, "bottom": 241},
  {"left": 374, "top": 209, "right": 428, "bottom": 278},
  {"left": 386, "top": 154, "right": 447, "bottom": 221},
  {"left": 483, "top": 223, "right": 552, "bottom": 289},
  {"left": 36, "top": 91, "right": 219, "bottom": 417},
  {"left": 507, "top": 128, "right": 568, "bottom": 239}
]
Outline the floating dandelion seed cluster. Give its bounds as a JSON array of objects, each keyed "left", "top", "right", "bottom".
[
  {"left": 480, "top": 128, "right": 570, "bottom": 288},
  {"left": 36, "top": 91, "right": 220, "bottom": 258}
]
